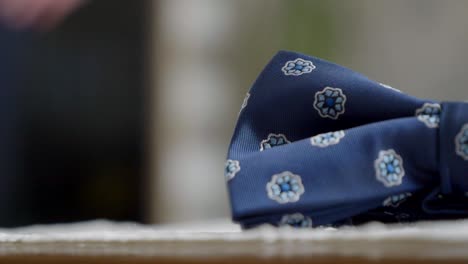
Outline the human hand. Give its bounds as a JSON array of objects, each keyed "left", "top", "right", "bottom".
[{"left": 0, "top": 0, "right": 86, "bottom": 31}]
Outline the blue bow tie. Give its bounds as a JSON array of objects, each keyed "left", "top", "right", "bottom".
[{"left": 226, "top": 51, "right": 468, "bottom": 229}]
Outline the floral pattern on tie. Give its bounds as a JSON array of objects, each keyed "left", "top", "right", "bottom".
[
  {"left": 383, "top": 193, "right": 412, "bottom": 207},
  {"left": 281, "top": 58, "right": 316, "bottom": 76},
  {"left": 267, "top": 171, "right": 304, "bottom": 204},
  {"left": 225, "top": 159, "right": 240, "bottom": 181},
  {"left": 314, "top": 87, "right": 347, "bottom": 120},
  {"left": 260, "top": 133, "right": 291, "bottom": 151},
  {"left": 379, "top": 83, "right": 402, "bottom": 93},
  {"left": 375, "top": 149, "right": 405, "bottom": 187},
  {"left": 310, "top": 130, "right": 345, "bottom": 147},
  {"left": 455, "top": 123, "right": 468, "bottom": 160},
  {"left": 279, "top": 213, "right": 312, "bottom": 228},
  {"left": 415, "top": 103, "right": 441, "bottom": 128}
]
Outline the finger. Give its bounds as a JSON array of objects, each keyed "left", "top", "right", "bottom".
[
  {"left": 34, "top": 0, "right": 85, "bottom": 31},
  {"left": 0, "top": 0, "right": 56, "bottom": 30},
  {"left": 0, "top": 0, "right": 29, "bottom": 29},
  {"left": 8, "top": 0, "right": 52, "bottom": 30}
]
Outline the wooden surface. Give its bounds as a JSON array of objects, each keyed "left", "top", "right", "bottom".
[
  {"left": 1, "top": 220, "right": 468, "bottom": 263},
  {"left": 1, "top": 256, "right": 468, "bottom": 264}
]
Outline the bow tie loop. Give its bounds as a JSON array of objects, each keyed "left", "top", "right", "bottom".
[{"left": 439, "top": 102, "right": 468, "bottom": 196}]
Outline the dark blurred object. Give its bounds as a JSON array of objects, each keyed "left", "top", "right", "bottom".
[
  {"left": 0, "top": 27, "right": 30, "bottom": 227},
  {"left": 0, "top": 0, "right": 149, "bottom": 227}
]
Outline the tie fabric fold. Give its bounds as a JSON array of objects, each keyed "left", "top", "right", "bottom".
[{"left": 226, "top": 50, "right": 468, "bottom": 229}]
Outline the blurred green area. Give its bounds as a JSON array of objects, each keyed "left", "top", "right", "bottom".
[{"left": 281, "top": 1, "right": 336, "bottom": 61}]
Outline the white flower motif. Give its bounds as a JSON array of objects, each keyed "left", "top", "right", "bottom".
[
  {"left": 379, "top": 83, "right": 402, "bottom": 93},
  {"left": 310, "top": 130, "right": 345, "bottom": 147},
  {"left": 313, "top": 87, "right": 347, "bottom": 120},
  {"left": 239, "top": 92, "right": 250, "bottom": 114},
  {"left": 383, "top": 193, "right": 412, "bottom": 207},
  {"left": 415, "top": 103, "right": 441, "bottom": 128},
  {"left": 225, "top": 159, "right": 240, "bottom": 181},
  {"left": 260, "top": 133, "right": 291, "bottom": 151},
  {"left": 279, "top": 213, "right": 312, "bottom": 228},
  {"left": 455, "top": 123, "right": 468, "bottom": 160},
  {"left": 281, "top": 58, "right": 316, "bottom": 76},
  {"left": 374, "top": 149, "right": 405, "bottom": 187},
  {"left": 267, "top": 171, "right": 304, "bottom": 204}
]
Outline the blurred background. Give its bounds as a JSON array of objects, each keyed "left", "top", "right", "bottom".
[{"left": 0, "top": 0, "right": 466, "bottom": 227}]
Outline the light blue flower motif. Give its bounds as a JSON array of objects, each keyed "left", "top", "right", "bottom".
[
  {"left": 313, "top": 87, "right": 347, "bottom": 120},
  {"left": 310, "top": 130, "right": 345, "bottom": 147},
  {"left": 279, "top": 213, "right": 312, "bottom": 228},
  {"left": 225, "top": 159, "right": 240, "bottom": 181},
  {"left": 383, "top": 193, "right": 412, "bottom": 207},
  {"left": 379, "top": 83, "right": 402, "bottom": 93},
  {"left": 455, "top": 123, "right": 468, "bottom": 160},
  {"left": 260, "top": 133, "right": 291, "bottom": 151},
  {"left": 267, "top": 171, "right": 304, "bottom": 204},
  {"left": 415, "top": 103, "right": 441, "bottom": 128},
  {"left": 281, "top": 58, "right": 316, "bottom": 76},
  {"left": 374, "top": 149, "right": 405, "bottom": 187}
]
